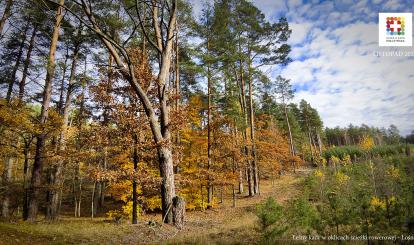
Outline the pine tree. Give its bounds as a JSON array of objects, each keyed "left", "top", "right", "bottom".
[{"left": 27, "top": 0, "right": 65, "bottom": 222}]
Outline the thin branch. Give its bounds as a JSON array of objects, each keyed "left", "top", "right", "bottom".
[{"left": 135, "top": 0, "right": 162, "bottom": 53}]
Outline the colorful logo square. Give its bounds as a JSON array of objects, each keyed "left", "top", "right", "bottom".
[
  {"left": 379, "top": 13, "right": 412, "bottom": 46},
  {"left": 386, "top": 17, "right": 405, "bottom": 36}
]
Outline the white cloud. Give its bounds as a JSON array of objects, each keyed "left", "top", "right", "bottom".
[
  {"left": 383, "top": 0, "right": 404, "bottom": 10},
  {"left": 283, "top": 22, "right": 414, "bottom": 134},
  {"left": 289, "top": 22, "right": 312, "bottom": 45},
  {"left": 189, "top": 0, "right": 414, "bottom": 135},
  {"left": 251, "top": 0, "right": 414, "bottom": 135}
]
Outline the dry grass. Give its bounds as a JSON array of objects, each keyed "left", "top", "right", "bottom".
[{"left": 0, "top": 170, "right": 307, "bottom": 245}]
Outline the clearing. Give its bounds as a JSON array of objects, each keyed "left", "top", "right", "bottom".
[{"left": 0, "top": 168, "right": 309, "bottom": 245}]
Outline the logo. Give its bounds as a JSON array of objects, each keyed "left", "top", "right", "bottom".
[
  {"left": 386, "top": 17, "right": 404, "bottom": 36},
  {"left": 379, "top": 13, "right": 412, "bottom": 46}
]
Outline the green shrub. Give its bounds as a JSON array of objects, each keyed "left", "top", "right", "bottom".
[
  {"left": 256, "top": 197, "right": 284, "bottom": 230},
  {"left": 307, "top": 156, "right": 414, "bottom": 235},
  {"left": 286, "top": 196, "right": 320, "bottom": 234},
  {"left": 256, "top": 197, "right": 287, "bottom": 243},
  {"left": 323, "top": 144, "right": 413, "bottom": 163}
]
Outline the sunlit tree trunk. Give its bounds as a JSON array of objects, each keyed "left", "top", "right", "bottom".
[
  {"left": 284, "top": 105, "right": 295, "bottom": 171},
  {"left": 1, "top": 157, "right": 14, "bottom": 218},
  {"left": 207, "top": 39, "right": 213, "bottom": 207},
  {"left": 174, "top": 19, "right": 181, "bottom": 174},
  {"left": 238, "top": 58, "right": 254, "bottom": 197},
  {"left": 247, "top": 50, "right": 258, "bottom": 195},
  {"left": 46, "top": 37, "right": 80, "bottom": 220},
  {"left": 27, "top": 0, "right": 65, "bottom": 222}
]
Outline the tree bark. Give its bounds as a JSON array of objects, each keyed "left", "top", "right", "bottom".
[
  {"left": 317, "top": 132, "right": 323, "bottom": 155},
  {"left": 308, "top": 129, "right": 314, "bottom": 163},
  {"left": 247, "top": 52, "right": 258, "bottom": 195},
  {"left": 207, "top": 39, "right": 213, "bottom": 208},
  {"left": 284, "top": 104, "right": 295, "bottom": 170},
  {"left": 239, "top": 60, "right": 254, "bottom": 197},
  {"left": 91, "top": 181, "right": 97, "bottom": 218},
  {"left": 27, "top": 0, "right": 64, "bottom": 222},
  {"left": 22, "top": 140, "right": 31, "bottom": 220},
  {"left": 172, "top": 196, "right": 185, "bottom": 229},
  {"left": 238, "top": 168, "right": 244, "bottom": 194},
  {"left": 1, "top": 157, "right": 14, "bottom": 218},
  {"left": 132, "top": 134, "right": 139, "bottom": 224},
  {"left": 174, "top": 19, "right": 180, "bottom": 169}
]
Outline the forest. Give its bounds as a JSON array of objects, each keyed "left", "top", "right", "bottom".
[{"left": 0, "top": 0, "right": 413, "bottom": 244}]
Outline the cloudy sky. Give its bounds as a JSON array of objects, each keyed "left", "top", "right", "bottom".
[{"left": 191, "top": 0, "right": 414, "bottom": 135}]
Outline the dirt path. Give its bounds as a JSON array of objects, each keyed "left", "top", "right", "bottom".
[{"left": 161, "top": 171, "right": 307, "bottom": 244}]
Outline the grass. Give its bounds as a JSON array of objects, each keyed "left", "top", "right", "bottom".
[{"left": 0, "top": 218, "right": 137, "bottom": 244}]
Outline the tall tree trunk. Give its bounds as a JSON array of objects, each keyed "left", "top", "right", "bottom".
[
  {"left": 6, "top": 22, "right": 29, "bottom": 102},
  {"left": 22, "top": 140, "right": 31, "bottom": 220},
  {"left": 1, "top": 157, "right": 14, "bottom": 218},
  {"left": 0, "top": 0, "right": 13, "bottom": 37},
  {"left": 92, "top": 182, "right": 100, "bottom": 217},
  {"left": 91, "top": 181, "right": 97, "bottom": 218},
  {"left": 73, "top": 62, "right": 86, "bottom": 218},
  {"left": 207, "top": 39, "right": 213, "bottom": 207},
  {"left": 73, "top": 162, "right": 82, "bottom": 217},
  {"left": 174, "top": 19, "right": 181, "bottom": 174},
  {"left": 26, "top": 0, "right": 64, "bottom": 222},
  {"left": 238, "top": 59, "right": 254, "bottom": 197},
  {"left": 308, "top": 129, "right": 314, "bottom": 163},
  {"left": 158, "top": 145, "right": 175, "bottom": 223},
  {"left": 247, "top": 53, "right": 258, "bottom": 195},
  {"left": 151, "top": 0, "right": 178, "bottom": 224},
  {"left": 99, "top": 156, "right": 106, "bottom": 208},
  {"left": 311, "top": 132, "right": 318, "bottom": 157},
  {"left": 18, "top": 23, "right": 38, "bottom": 100},
  {"left": 231, "top": 145, "right": 237, "bottom": 207},
  {"left": 46, "top": 39, "right": 80, "bottom": 220},
  {"left": 238, "top": 168, "right": 244, "bottom": 194},
  {"left": 284, "top": 105, "right": 295, "bottom": 170},
  {"left": 99, "top": 52, "right": 113, "bottom": 209},
  {"left": 56, "top": 47, "right": 69, "bottom": 113},
  {"left": 317, "top": 132, "right": 323, "bottom": 155},
  {"left": 132, "top": 134, "right": 139, "bottom": 224}
]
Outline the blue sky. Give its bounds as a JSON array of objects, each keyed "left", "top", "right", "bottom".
[{"left": 192, "top": 0, "right": 414, "bottom": 135}]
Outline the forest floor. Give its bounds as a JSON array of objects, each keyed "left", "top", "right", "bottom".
[{"left": 0, "top": 168, "right": 311, "bottom": 245}]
